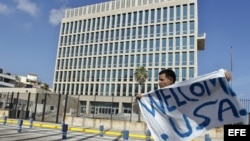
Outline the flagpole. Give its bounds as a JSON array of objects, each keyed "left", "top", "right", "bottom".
[{"left": 230, "top": 46, "right": 233, "bottom": 87}]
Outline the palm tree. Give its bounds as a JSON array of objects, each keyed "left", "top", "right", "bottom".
[{"left": 134, "top": 66, "right": 148, "bottom": 122}]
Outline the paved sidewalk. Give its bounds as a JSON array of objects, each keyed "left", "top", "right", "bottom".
[
  {"left": 0, "top": 124, "right": 147, "bottom": 141},
  {"left": 0, "top": 119, "right": 223, "bottom": 141}
]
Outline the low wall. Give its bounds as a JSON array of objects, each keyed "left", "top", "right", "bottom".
[
  {"left": 64, "top": 116, "right": 224, "bottom": 139},
  {"left": 65, "top": 116, "right": 148, "bottom": 132}
]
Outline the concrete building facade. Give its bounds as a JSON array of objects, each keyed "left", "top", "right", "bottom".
[
  {"left": 52, "top": 0, "right": 206, "bottom": 116},
  {"left": 0, "top": 68, "right": 15, "bottom": 88}
]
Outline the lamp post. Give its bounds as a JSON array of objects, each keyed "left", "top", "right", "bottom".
[
  {"left": 130, "top": 96, "right": 133, "bottom": 122},
  {"left": 76, "top": 94, "right": 80, "bottom": 117},
  {"left": 110, "top": 94, "right": 114, "bottom": 120},
  {"left": 63, "top": 94, "right": 68, "bottom": 123},
  {"left": 93, "top": 94, "right": 97, "bottom": 118}
]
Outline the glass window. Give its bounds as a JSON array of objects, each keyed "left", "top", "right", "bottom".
[
  {"left": 138, "top": 27, "right": 142, "bottom": 38},
  {"left": 145, "top": 10, "right": 149, "bottom": 24},
  {"left": 170, "top": 6, "right": 174, "bottom": 21},
  {"left": 169, "top": 38, "right": 173, "bottom": 50},
  {"left": 111, "top": 15, "right": 115, "bottom": 28},
  {"left": 154, "top": 68, "right": 159, "bottom": 81},
  {"left": 183, "top": 22, "right": 187, "bottom": 34},
  {"left": 168, "top": 53, "right": 173, "bottom": 66},
  {"left": 126, "top": 28, "right": 130, "bottom": 39},
  {"left": 125, "top": 55, "right": 129, "bottom": 67},
  {"left": 169, "top": 23, "right": 173, "bottom": 35},
  {"left": 132, "top": 27, "right": 136, "bottom": 38},
  {"left": 155, "top": 53, "right": 159, "bottom": 66},
  {"left": 149, "top": 54, "right": 153, "bottom": 66},
  {"left": 175, "top": 53, "right": 180, "bottom": 66},
  {"left": 176, "top": 22, "right": 180, "bottom": 35},
  {"left": 176, "top": 6, "right": 180, "bottom": 20},
  {"left": 144, "top": 26, "right": 148, "bottom": 37},
  {"left": 133, "top": 12, "right": 137, "bottom": 25},
  {"left": 139, "top": 11, "right": 143, "bottom": 24},
  {"left": 127, "top": 13, "right": 132, "bottom": 26},
  {"left": 190, "top": 3, "right": 195, "bottom": 19},
  {"left": 143, "top": 40, "right": 147, "bottom": 51},
  {"left": 182, "top": 36, "right": 187, "bottom": 49},
  {"left": 189, "top": 51, "right": 194, "bottom": 65},
  {"left": 136, "top": 54, "right": 140, "bottom": 66},
  {"left": 157, "top": 8, "right": 161, "bottom": 22},
  {"left": 190, "top": 21, "right": 194, "bottom": 34},
  {"left": 163, "top": 24, "right": 167, "bottom": 36},
  {"left": 137, "top": 40, "right": 142, "bottom": 52},
  {"left": 150, "top": 9, "right": 155, "bottom": 23},
  {"left": 183, "top": 5, "right": 187, "bottom": 20},
  {"left": 190, "top": 36, "right": 194, "bottom": 49},
  {"left": 143, "top": 54, "right": 147, "bottom": 65},
  {"left": 163, "top": 7, "right": 167, "bottom": 22},
  {"left": 156, "top": 39, "right": 160, "bottom": 51},
  {"left": 162, "top": 38, "right": 166, "bottom": 51},
  {"left": 182, "top": 52, "right": 187, "bottom": 65},
  {"left": 156, "top": 24, "right": 160, "bottom": 37},
  {"left": 150, "top": 25, "right": 154, "bottom": 37},
  {"left": 117, "top": 14, "right": 120, "bottom": 27},
  {"left": 189, "top": 67, "right": 194, "bottom": 78},
  {"left": 122, "top": 13, "right": 126, "bottom": 27},
  {"left": 161, "top": 53, "right": 166, "bottom": 66},
  {"left": 175, "top": 37, "right": 180, "bottom": 50},
  {"left": 130, "top": 55, "right": 134, "bottom": 66}
]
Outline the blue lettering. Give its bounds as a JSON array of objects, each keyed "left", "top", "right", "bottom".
[
  {"left": 228, "top": 84, "right": 237, "bottom": 97},
  {"left": 170, "top": 88, "right": 186, "bottom": 107},
  {"left": 161, "top": 133, "right": 169, "bottom": 141},
  {"left": 159, "top": 90, "right": 176, "bottom": 112},
  {"left": 177, "top": 87, "right": 198, "bottom": 102},
  {"left": 203, "top": 81, "right": 211, "bottom": 96},
  {"left": 218, "top": 98, "right": 239, "bottom": 121},
  {"left": 218, "top": 78, "right": 229, "bottom": 95},
  {"left": 139, "top": 92, "right": 166, "bottom": 117},
  {"left": 190, "top": 82, "right": 206, "bottom": 97},
  {"left": 193, "top": 100, "right": 218, "bottom": 130},
  {"left": 169, "top": 114, "right": 192, "bottom": 137}
]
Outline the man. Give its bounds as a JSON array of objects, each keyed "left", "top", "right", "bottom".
[{"left": 136, "top": 68, "right": 232, "bottom": 99}]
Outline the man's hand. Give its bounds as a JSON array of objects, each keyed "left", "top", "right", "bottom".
[
  {"left": 224, "top": 70, "right": 232, "bottom": 81},
  {"left": 136, "top": 94, "right": 142, "bottom": 99}
]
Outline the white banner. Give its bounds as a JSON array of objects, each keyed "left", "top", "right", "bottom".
[{"left": 138, "top": 69, "right": 248, "bottom": 141}]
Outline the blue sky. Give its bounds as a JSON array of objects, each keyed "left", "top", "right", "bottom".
[{"left": 0, "top": 0, "right": 249, "bottom": 98}]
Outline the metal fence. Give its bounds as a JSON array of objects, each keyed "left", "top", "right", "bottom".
[
  {"left": 0, "top": 92, "right": 78, "bottom": 124},
  {"left": 0, "top": 92, "right": 141, "bottom": 123}
]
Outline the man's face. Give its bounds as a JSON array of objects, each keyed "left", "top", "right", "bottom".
[{"left": 158, "top": 74, "right": 174, "bottom": 88}]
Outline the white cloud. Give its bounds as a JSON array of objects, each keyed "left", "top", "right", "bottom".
[
  {"left": 49, "top": 7, "right": 66, "bottom": 26},
  {"left": 15, "top": 0, "right": 38, "bottom": 17},
  {"left": 0, "top": 3, "right": 10, "bottom": 14}
]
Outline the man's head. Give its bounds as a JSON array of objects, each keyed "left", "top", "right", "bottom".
[{"left": 158, "top": 68, "right": 176, "bottom": 88}]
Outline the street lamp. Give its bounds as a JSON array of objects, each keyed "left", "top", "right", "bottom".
[
  {"left": 62, "top": 94, "right": 68, "bottom": 123},
  {"left": 130, "top": 96, "right": 133, "bottom": 122},
  {"left": 110, "top": 94, "right": 114, "bottom": 120},
  {"left": 93, "top": 94, "right": 97, "bottom": 118}
]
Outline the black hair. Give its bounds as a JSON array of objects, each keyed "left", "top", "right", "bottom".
[{"left": 159, "top": 68, "right": 176, "bottom": 83}]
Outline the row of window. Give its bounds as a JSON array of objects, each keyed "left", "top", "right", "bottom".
[
  {"left": 55, "top": 67, "right": 194, "bottom": 84},
  {"left": 54, "top": 67, "right": 194, "bottom": 96},
  {"left": 64, "top": 4, "right": 195, "bottom": 34},
  {"left": 56, "top": 51, "right": 195, "bottom": 70},
  {"left": 58, "top": 36, "right": 195, "bottom": 58},
  {"left": 60, "top": 21, "right": 195, "bottom": 46}
]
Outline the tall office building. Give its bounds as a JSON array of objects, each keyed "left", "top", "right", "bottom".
[{"left": 53, "top": 0, "right": 205, "bottom": 115}]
